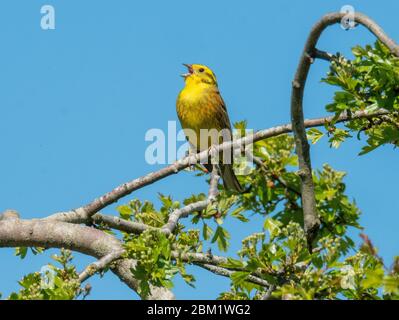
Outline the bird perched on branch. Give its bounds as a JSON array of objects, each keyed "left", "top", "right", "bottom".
[{"left": 176, "top": 64, "right": 243, "bottom": 192}]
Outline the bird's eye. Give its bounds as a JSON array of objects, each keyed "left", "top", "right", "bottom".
[{"left": 199, "top": 68, "right": 205, "bottom": 73}]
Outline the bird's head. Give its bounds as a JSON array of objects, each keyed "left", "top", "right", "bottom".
[{"left": 181, "top": 64, "right": 218, "bottom": 86}]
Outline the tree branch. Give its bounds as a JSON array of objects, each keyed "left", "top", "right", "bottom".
[
  {"left": 171, "top": 251, "right": 278, "bottom": 283},
  {"left": 291, "top": 11, "right": 399, "bottom": 246},
  {"left": 0, "top": 212, "right": 174, "bottom": 300},
  {"left": 195, "top": 263, "right": 270, "bottom": 288},
  {"left": 2, "top": 11, "right": 398, "bottom": 300},
  {"left": 92, "top": 213, "right": 152, "bottom": 234},
  {"left": 312, "top": 48, "right": 334, "bottom": 62},
  {"left": 162, "top": 200, "right": 210, "bottom": 234},
  {"left": 46, "top": 108, "right": 389, "bottom": 226},
  {"left": 78, "top": 249, "right": 125, "bottom": 283},
  {"left": 0, "top": 109, "right": 391, "bottom": 298},
  {"left": 251, "top": 155, "right": 302, "bottom": 197},
  {"left": 260, "top": 285, "right": 276, "bottom": 300},
  {"left": 208, "top": 166, "right": 221, "bottom": 201}
]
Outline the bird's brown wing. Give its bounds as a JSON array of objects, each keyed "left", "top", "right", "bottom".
[
  {"left": 205, "top": 89, "right": 243, "bottom": 192},
  {"left": 212, "top": 88, "right": 231, "bottom": 131}
]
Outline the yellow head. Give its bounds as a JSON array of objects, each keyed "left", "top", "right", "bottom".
[{"left": 181, "top": 64, "right": 218, "bottom": 87}]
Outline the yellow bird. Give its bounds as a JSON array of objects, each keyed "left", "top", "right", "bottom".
[{"left": 176, "top": 63, "right": 243, "bottom": 192}]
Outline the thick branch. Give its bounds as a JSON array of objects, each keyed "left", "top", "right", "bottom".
[
  {"left": 0, "top": 215, "right": 174, "bottom": 300},
  {"left": 291, "top": 12, "right": 399, "bottom": 245}
]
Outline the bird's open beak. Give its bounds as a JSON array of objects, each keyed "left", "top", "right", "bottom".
[{"left": 181, "top": 63, "right": 193, "bottom": 78}]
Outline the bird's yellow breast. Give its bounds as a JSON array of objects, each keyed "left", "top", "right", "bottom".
[
  {"left": 177, "top": 86, "right": 220, "bottom": 131},
  {"left": 176, "top": 83, "right": 227, "bottom": 150}
]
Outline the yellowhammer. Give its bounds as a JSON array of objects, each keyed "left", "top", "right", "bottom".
[{"left": 176, "top": 63, "right": 243, "bottom": 192}]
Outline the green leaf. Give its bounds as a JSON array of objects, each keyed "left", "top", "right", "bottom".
[
  {"left": 362, "top": 269, "right": 384, "bottom": 289},
  {"left": 263, "top": 218, "right": 282, "bottom": 238},
  {"left": 307, "top": 128, "right": 324, "bottom": 144},
  {"left": 231, "top": 271, "right": 251, "bottom": 286},
  {"left": 211, "top": 226, "right": 230, "bottom": 252},
  {"left": 15, "top": 247, "right": 28, "bottom": 259},
  {"left": 221, "top": 258, "right": 245, "bottom": 269},
  {"left": 117, "top": 205, "right": 132, "bottom": 219},
  {"left": 202, "top": 223, "right": 213, "bottom": 240},
  {"left": 329, "top": 129, "right": 351, "bottom": 149},
  {"left": 230, "top": 207, "right": 249, "bottom": 222},
  {"left": 383, "top": 276, "right": 399, "bottom": 294}
]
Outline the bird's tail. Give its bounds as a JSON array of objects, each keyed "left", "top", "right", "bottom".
[{"left": 220, "top": 164, "right": 244, "bottom": 193}]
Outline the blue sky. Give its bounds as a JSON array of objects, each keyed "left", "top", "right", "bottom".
[{"left": 0, "top": 0, "right": 398, "bottom": 299}]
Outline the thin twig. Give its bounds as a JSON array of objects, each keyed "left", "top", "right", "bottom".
[
  {"left": 195, "top": 263, "right": 270, "bottom": 288},
  {"left": 252, "top": 155, "right": 301, "bottom": 197},
  {"left": 171, "top": 251, "right": 276, "bottom": 280},
  {"left": 162, "top": 200, "right": 210, "bottom": 234},
  {"left": 162, "top": 166, "right": 219, "bottom": 233},
  {"left": 261, "top": 285, "right": 276, "bottom": 300},
  {"left": 78, "top": 249, "right": 125, "bottom": 283},
  {"left": 312, "top": 48, "right": 334, "bottom": 62}
]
